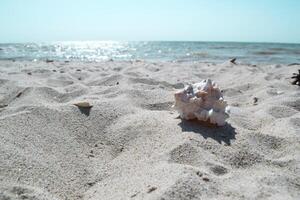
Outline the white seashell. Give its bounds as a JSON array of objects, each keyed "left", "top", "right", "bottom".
[{"left": 173, "top": 79, "right": 229, "bottom": 126}]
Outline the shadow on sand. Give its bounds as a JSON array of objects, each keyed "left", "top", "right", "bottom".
[
  {"left": 178, "top": 119, "right": 236, "bottom": 145},
  {"left": 77, "top": 107, "right": 92, "bottom": 116}
]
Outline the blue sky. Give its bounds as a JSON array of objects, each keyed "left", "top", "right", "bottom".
[{"left": 0, "top": 0, "right": 299, "bottom": 43}]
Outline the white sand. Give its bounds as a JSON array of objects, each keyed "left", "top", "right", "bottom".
[{"left": 0, "top": 60, "right": 299, "bottom": 200}]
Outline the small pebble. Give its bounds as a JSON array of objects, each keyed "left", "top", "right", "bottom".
[
  {"left": 196, "top": 171, "right": 203, "bottom": 177},
  {"left": 16, "top": 92, "right": 22, "bottom": 98},
  {"left": 202, "top": 177, "right": 210, "bottom": 182},
  {"left": 253, "top": 97, "right": 258, "bottom": 105},
  {"left": 147, "top": 186, "right": 157, "bottom": 193},
  {"left": 130, "top": 191, "right": 140, "bottom": 198},
  {"left": 277, "top": 91, "right": 284, "bottom": 95},
  {"left": 86, "top": 182, "right": 96, "bottom": 186}
]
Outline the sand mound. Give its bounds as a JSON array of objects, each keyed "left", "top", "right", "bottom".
[{"left": 0, "top": 60, "right": 299, "bottom": 199}]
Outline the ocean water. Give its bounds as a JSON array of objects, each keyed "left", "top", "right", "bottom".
[{"left": 0, "top": 41, "right": 300, "bottom": 64}]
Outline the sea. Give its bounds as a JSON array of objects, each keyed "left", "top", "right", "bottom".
[{"left": 0, "top": 41, "right": 300, "bottom": 64}]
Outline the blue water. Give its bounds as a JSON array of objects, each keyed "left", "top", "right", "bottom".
[{"left": 0, "top": 41, "right": 300, "bottom": 64}]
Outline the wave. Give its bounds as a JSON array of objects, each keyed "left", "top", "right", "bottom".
[
  {"left": 253, "top": 51, "right": 278, "bottom": 55},
  {"left": 191, "top": 52, "right": 209, "bottom": 57}
]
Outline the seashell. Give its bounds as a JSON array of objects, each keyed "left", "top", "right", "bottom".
[
  {"left": 173, "top": 79, "right": 230, "bottom": 126},
  {"left": 73, "top": 102, "right": 93, "bottom": 108}
]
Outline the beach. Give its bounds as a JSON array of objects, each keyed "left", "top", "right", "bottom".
[{"left": 0, "top": 60, "right": 299, "bottom": 200}]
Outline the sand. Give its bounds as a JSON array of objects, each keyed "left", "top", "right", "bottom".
[{"left": 0, "top": 60, "right": 299, "bottom": 200}]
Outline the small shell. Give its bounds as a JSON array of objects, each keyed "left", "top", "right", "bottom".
[{"left": 73, "top": 102, "right": 93, "bottom": 108}]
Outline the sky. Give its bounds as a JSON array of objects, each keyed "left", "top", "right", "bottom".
[{"left": 0, "top": 0, "right": 299, "bottom": 43}]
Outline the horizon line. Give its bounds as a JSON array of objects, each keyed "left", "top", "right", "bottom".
[{"left": 1, "top": 40, "right": 300, "bottom": 45}]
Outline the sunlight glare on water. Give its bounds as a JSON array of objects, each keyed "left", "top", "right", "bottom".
[{"left": 0, "top": 41, "right": 300, "bottom": 64}]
